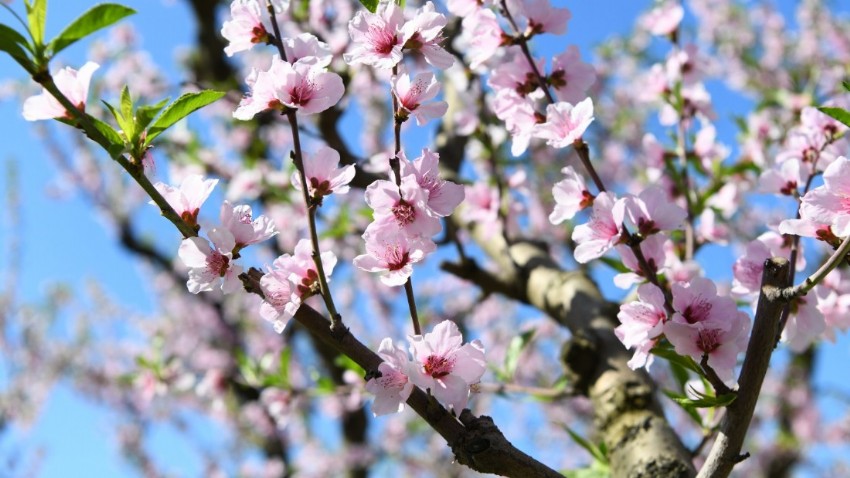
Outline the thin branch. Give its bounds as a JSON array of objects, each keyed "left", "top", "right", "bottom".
[{"left": 697, "top": 257, "right": 791, "bottom": 478}]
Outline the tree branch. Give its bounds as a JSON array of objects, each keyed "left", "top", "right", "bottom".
[{"left": 697, "top": 257, "right": 791, "bottom": 478}]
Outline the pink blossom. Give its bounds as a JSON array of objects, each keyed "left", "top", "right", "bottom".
[
  {"left": 273, "top": 239, "right": 337, "bottom": 316},
  {"left": 219, "top": 201, "right": 278, "bottom": 251},
  {"left": 758, "top": 158, "right": 807, "bottom": 196},
  {"left": 460, "top": 9, "right": 504, "bottom": 70},
  {"left": 782, "top": 294, "right": 826, "bottom": 352},
  {"left": 344, "top": 2, "right": 407, "bottom": 69},
  {"left": 642, "top": 2, "right": 684, "bottom": 36},
  {"left": 446, "top": 0, "right": 492, "bottom": 17},
  {"left": 731, "top": 239, "right": 772, "bottom": 297},
  {"left": 572, "top": 192, "right": 624, "bottom": 263},
  {"left": 550, "top": 46, "right": 597, "bottom": 104},
  {"left": 152, "top": 175, "right": 219, "bottom": 228},
  {"left": 670, "top": 277, "right": 739, "bottom": 327},
  {"left": 549, "top": 166, "right": 592, "bottom": 224},
  {"left": 614, "top": 234, "right": 667, "bottom": 289},
  {"left": 461, "top": 183, "right": 502, "bottom": 236},
  {"left": 221, "top": 0, "right": 270, "bottom": 57},
  {"left": 664, "top": 312, "right": 750, "bottom": 385},
  {"left": 259, "top": 269, "right": 294, "bottom": 333},
  {"left": 283, "top": 33, "right": 332, "bottom": 66},
  {"left": 365, "top": 176, "right": 442, "bottom": 238},
  {"left": 408, "top": 320, "right": 486, "bottom": 411},
  {"left": 797, "top": 156, "right": 850, "bottom": 237},
  {"left": 489, "top": 49, "right": 545, "bottom": 99},
  {"left": 622, "top": 186, "right": 687, "bottom": 236},
  {"left": 366, "top": 338, "right": 415, "bottom": 416},
  {"left": 178, "top": 228, "right": 243, "bottom": 294},
  {"left": 23, "top": 62, "right": 99, "bottom": 121},
  {"left": 616, "top": 283, "right": 668, "bottom": 370},
  {"left": 533, "top": 98, "right": 594, "bottom": 148},
  {"left": 400, "top": 1, "right": 453, "bottom": 69},
  {"left": 398, "top": 149, "right": 464, "bottom": 217},
  {"left": 291, "top": 146, "right": 356, "bottom": 199},
  {"left": 392, "top": 71, "right": 447, "bottom": 125},
  {"left": 354, "top": 223, "right": 436, "bottom": 286},
  {"left": 234, "top": 56, "right": 344, "bottom": 119},
  {"left": 492, "top": 89, "right": 540, "bottom": 156},
  {"left": 513, "top": 0, "right": 571, "bottom": 36}
]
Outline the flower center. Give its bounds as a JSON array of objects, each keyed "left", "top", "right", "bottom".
[
  {"left": 423, "top": 354, "right": 453, "bottom": 378},
  {"left": 392, "top": 200, "right": 416, "bottom": 226},
  {"left": 206, "top": 251, "right": 230, "bottom": 277},
  {"left": 696, "top": 328, "right": 720, "bottom": 354}
]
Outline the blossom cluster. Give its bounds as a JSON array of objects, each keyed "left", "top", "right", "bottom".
[
  {"left": 365, "top": 320, "right": 486, "bottom": 415},
  {"left": 354, "top": 149, "right": 463, "bottom": 285}
]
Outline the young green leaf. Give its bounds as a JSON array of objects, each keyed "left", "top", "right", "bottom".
[
  {"left": 665, "top": 389, "right": 737, "bottom": 408},
  {"left": 358, "top": 0, "right": 379, "bottom": 13},
  {"left": 101, "top": 99, "right": 133, "bottom": 142},
  {"left": 662, "top": 389, "right": 704, "bottom": 426},
  {"left": 843, "top": 80, "right": 850, "bottom": 93},
  {"left": 651, "top": 344, "right": 705, "bottom": 376},
  {"left": 0, "top": 24, "right": 33, "bottom": 62},
  {"left": 134, "top": 97, "right": 170, "bottom": 132},
  {"left": 501, "top": 329, "right": 535, "bottom": 380},
  {"left": 120, "top": 85, "right": 134, "bottom": 132},
  {"left": 818, "top": 106, "right": 850, "bottom": 129},
  {"left": 88, "top": 116, "right": 125, "bottom": 156},
  {"left": 145, "top": 90, "right": 225, "bottom": 145},
  {"left": 25, "top": 0, "right": 47, "bottom": 46},
  {"left": 48, "top": 3, "right": 136, "bottom": 56},
  {"left": 562, "top": 426, "right": 609, "bottom": 465}
]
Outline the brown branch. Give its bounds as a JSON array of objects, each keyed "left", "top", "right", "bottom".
[
  {"left": 289, "top": 302, "right": 563, "bottom": 478},
  {"left": 697, "top": 257, "right": 791, "bottom": 478},
  {"left": 444, "top": 229, "right": 696, "bottom": 477}
]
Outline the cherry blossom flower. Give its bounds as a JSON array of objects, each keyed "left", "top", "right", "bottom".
[
  {"left": 408, "top": 320, "right": 486, "bottom": 411},
  {"left": 664, "top": 312, "right": 750, "bottom": 385},
  {"left": 669, "top": 277, "right": 739, "bottom": 326},
  {"left": 492, "top": 90, "right": 541, "bottom": 156},
  {"left": 219, "top": 201, "right": 278, "bottom": 251},
  {"left": 152, "top": 175, "right": 219, "bottom": 228},
  {"left": 400, "top": 1, "right": 453, "bottom": 69},
  {"left": 615, "top": 283, "right": 668, "bottom": 370},
  {"left": 354, "top": 223, "right": 436, "bottom": 286},
  {"left": 283, "top": 33, "right": 332, "bottom": 66},
  {"left": 397, "top": 149, "right": 464, "bottom": 217},
  {"left": 758, "top": 158, "right": 807, "bottom": 196},
  {"left": 796, "top": 156, "right": 850, "bottom": 237},
  {"left": 572, "top": 192, "right": 624, "bottom": 263},
  {"left": 460, "top": 9, "right": 503, "bottom": 70},
  {"left": 621, "top": 186, "right": 687, "bottom": 236},
  {"left": 365, "top": 176, "right": 442, "bottom": 238},
  {"left": 514, "top": 0, "right": 572, "bottom": 36},
  {"left": 642, "top": 2, "right": 684, "bottom": 36},
  {"left": 291, "top": 146, "right": 356, "bottom": 200},
  {"left": 221, "top": 0, "right": 270, "bottom": 57},
  {"left": 782, "top": 295, "right": 826, "bottom": 352},
  {"left": 273, "top": 239, "right": 337, "bottom": 316},
  {"left": 731, "top": 238, "right": 772, "bottom": 297},
  {"left": 550, "top": 46, "right": 597, "bottom": 104},
  {"left": 178, "top": 228, "right": 243, "bottom": 294},
  {"left": 549, "top": 166, "right": 592, "bottom": 224},
  {"left": 365, "top": 338, "right": 415, "bottom": 416},
  {"left": 23, "top": 62, "right": 99, "bottom": 121},
  {"left": 344, "top": 2, "right": 407, "bottom": 69},
  {"left": 234, "top": 56, "right": 344, "bottom": 119},
  {"left": 534, "top": 98, "right": 595, "bottom": 148},
  {"left": 614, "top": 234, "right": 667, "bottom": 289},
  {"left": 392, "top": 71, "right": 448, "bottom": 125},
  {"left": 259, "top": 268, "right": 294, "bottom": 333}
]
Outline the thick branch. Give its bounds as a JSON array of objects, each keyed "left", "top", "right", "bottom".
[
  {"left": 290, "top": 303, "right": 562, "bottom": 478},
  {"left": 697, "top": 257, "right": 791, "bottom": 478},
  {"left": 445, "top": 229, "right": 696, "bottom": 477}
]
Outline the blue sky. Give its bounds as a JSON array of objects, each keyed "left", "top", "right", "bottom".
[{"left": 1, "top": 0, "right": 849, "bottom": 476}]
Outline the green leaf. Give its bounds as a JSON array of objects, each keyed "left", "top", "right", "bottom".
[
  {"left": 501, "top": 329, "right": 535, "bottom": 380},
  {"left": 562, "top": 426, "right": 608, "bottom": 465},
  {"left": 101, "top": 100, "right": 133, "bottom": 142},
  {"left": 668, "top": 359, "right": 691, "bottom": 391},
  {"left": 119, "top": 85, "right": 136, "bottom": 135},
  {"left": 25, "top": 0, "right": 47, "bottom": 46},
  {"left": 0, "top": 24, "right": 33, "bottom": 62},
  {"left": 334, "top": 354, "right": 365, "bottom": 376},
  {"left": 664, "top": 389, "right": 737, "bottom": 408},
  {"left": 562, "top": 462, "right": 611, "bottom": 478},
  {"left": 146, "top": 90, "right": 225, "bottom": 145},
  {"left": 842, "top": 81, "right": 850, "bottom": 93},
  {"left": 88, "top": 116, "right": 125, "bottom": 156},
  {"left": 48, "top": 3, "right": 136, "bottom": 56},
  {"left": 818, "top": 106, "right": 850, "bottom": 129},
  {"left": 662, "top": 390, "right": 704, "bottom": 426},
  {"left": 134, "top": 97, "right": 170, "bottom": 132},
  {"left": 358, "top": 0, "right": 379, "bottom": 13},
  {"left": 651, "top": 345, "right": 704, "bottom": 377}
]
